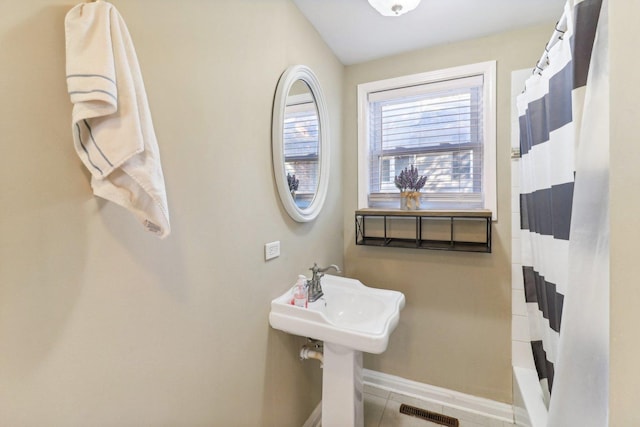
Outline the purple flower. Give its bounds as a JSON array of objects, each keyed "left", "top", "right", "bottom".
[
  {"left": 394, "top": 165, "right": 427, "bottom": 192},
  {"left": 287, "top": 173, "right": 299, "bottom": 192}
]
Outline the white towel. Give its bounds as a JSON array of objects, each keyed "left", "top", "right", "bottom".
[{"left": 65, "top": 1, "right": 170, "bottom": 238}]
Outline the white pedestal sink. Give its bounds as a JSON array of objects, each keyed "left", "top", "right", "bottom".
[{"left": 269, "top": 275, "right": 405, "bottom": 427}]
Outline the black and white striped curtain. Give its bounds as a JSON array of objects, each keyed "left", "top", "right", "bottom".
[{"left": 517, "top": 0, "right": 604, "bottom": 415}]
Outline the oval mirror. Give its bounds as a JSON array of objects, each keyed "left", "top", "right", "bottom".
[{"left": 272, "top": 65, "right": 330, "bottom": 222}]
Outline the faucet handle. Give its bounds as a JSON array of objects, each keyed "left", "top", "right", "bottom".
[{"left": 310, "top": 263, "right": 320, "bottom": 275}]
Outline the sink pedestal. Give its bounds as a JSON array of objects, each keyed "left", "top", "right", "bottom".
[
  {"left": 322, "top": 343, "right": 364, "bottom": 427},
  {"left": 269, "top": 275, "right": 405, "bottom": 426}
]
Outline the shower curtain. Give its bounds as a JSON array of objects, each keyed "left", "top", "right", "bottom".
[{"left": 517, "top": 0, "right": 608, "bottom": 425}]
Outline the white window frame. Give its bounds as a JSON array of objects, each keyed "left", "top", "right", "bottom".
[{"left": 357, "top": 61, "right": 497, "bottom": 220}]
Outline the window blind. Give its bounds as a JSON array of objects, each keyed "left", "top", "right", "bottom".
[{"left": 368, "top": 75, "right": 484, "bottom": 208}]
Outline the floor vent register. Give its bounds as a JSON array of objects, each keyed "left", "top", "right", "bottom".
[{"left": 399, "top": 403, "right": 460, "bottom": 427}]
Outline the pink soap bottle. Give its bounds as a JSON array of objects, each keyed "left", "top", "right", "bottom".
[{"left": 293, "top": 275, "right": 308, "bottom": 308}]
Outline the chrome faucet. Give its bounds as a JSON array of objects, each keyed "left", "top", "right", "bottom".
[{"left": 307, "top": 263, "right": 341, "bottom": 302}]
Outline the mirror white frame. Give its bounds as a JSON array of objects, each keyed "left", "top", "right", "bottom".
[{"left": 272, "top": 65, "right": 330, "bottom": 222}]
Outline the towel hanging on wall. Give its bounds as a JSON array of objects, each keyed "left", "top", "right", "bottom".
[{"left": 64, "top": 1, "right": 171, "bottom": 238}]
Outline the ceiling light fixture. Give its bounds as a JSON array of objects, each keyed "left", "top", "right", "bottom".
[{"left": 367, "top": 0, "right": 421, "bottom": 17}]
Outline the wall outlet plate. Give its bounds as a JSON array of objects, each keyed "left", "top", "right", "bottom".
[{"left": 265, "top": 241, "right": 280, "bottom": 261}]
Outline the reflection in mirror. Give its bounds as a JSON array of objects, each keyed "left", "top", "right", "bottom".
[
  {"left": 272, "top": 65, "right": 330, "bottom": 223},
  {"left": 283, "top": 80, "right": 319, "bottom": 209}
]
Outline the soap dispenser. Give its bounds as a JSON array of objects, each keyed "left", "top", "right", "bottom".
[{"left": 293, "top": 275, "right": 308, "bottom": 308}]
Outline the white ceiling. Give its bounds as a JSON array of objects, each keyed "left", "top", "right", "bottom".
[{"left": 293, "top": 0, "right": 566, "bottom": 65}]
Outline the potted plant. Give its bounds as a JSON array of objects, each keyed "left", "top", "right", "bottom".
[
  {"left": 394, "top": 165, "right": 427, "bottom": 210},
  {"left": 287, "top": 173, "right": 299, "bottom": 199}
]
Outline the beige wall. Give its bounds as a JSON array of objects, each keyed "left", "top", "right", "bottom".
[
  {"left": 610, "top": 0, "right": 640, "bottom": 424},
  {"left": 0, "top": 1, "right": 343, "bottom": 426},
  {"left": 343, "top": 24, "right": 553, "bottom": 403}
]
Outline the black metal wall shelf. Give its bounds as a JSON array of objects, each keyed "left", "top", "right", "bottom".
[{"left": 355, "top": 209, "right": 492, "bottom": 253}]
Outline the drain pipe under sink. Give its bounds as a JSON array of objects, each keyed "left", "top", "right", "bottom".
[{"left": 300, "top": 339, "right": 324, "bottom": 367}]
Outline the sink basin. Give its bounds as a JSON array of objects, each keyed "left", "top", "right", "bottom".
[{"left": 269, "top": 274, "right": 405, "bottom": 354}]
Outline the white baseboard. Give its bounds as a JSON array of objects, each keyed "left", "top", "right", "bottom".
[
  {"left": 363, "top": 369, "right": 514, "bottom": 424},
  {"left": 302, "top": 369, "right": 515, "bottom": 426}
]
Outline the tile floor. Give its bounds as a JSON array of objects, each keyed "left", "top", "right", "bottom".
[{"left": 363, "top": 385, "right": 517, "bottom": 427}]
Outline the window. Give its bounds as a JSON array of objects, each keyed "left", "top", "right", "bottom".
[
  {"left": 357, "top": 61, "right": 496, "bottom": 218},
  {"left": 283, "top": 90, "right": 319, "bottom": 209}
]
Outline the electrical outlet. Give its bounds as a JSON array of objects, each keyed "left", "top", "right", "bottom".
[{"left": 265, "top": 241, "right": 280, "bottom": 261}]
